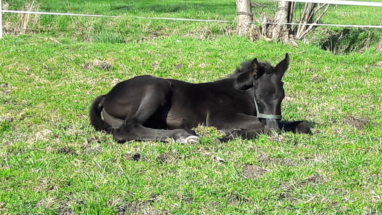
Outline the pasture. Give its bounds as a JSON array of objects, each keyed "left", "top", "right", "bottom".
[{"left": 1, "top": 0, "right": 382, "bottom": 214}]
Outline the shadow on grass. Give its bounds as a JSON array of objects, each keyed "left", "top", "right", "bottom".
[{"left": 319, "top": 28, "right": 380, "bottom": 54}]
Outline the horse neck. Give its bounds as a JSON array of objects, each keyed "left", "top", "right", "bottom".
[{"left": 217, "top": 77, "right": 255, "bottom": 99}]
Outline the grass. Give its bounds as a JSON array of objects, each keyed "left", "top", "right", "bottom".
[
  {"left": 1, "top": 34, "right": 382, "bottom": 214},
  {"left": 1, "top": 0, "right": 382, "bottom": 214}
]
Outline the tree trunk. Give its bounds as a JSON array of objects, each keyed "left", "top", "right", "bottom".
[
  {"left": 377, "top": 36, "right": 382, "bottom": 52},
  {"left": 236, "top": 0, "right": 253, "bottom": 36},
  {"left": 272, "top": 0, "right": 290, "bottom": 42},
  {"left": 258, "top": 1, "right": 328, "bottom": 43}
]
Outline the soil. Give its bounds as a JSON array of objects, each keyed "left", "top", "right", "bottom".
[
  {"left": 343, "top": 116, "right": 371, "bottom": 130},
  {"left": 242, "top": 164, "right": 269, "bottom": 179},
  {"left": 258, "top": 154, "right": 296, "bottom": 166},
  {"left": 56, "top": 147, "right": 76, "bottom": 155}
]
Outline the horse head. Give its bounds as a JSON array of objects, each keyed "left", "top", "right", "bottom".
[{"left": 234, "top": 53, "right": 289, "bottom": 131}]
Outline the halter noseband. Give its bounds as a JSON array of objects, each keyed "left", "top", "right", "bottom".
[{"left": 254, "top": 98, "right": 282, "bottom": 120}]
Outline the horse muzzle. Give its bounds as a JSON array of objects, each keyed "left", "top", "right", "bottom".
[
  {"left": 253, "top": 99, "right": 282, "bottom": 131},
  {"left": 264, "top": 119, "right": 280, "bottom": 132}
]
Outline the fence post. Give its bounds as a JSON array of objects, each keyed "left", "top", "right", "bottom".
[{"left": 0, "top": 0, "right": 3, "bottom": 39}]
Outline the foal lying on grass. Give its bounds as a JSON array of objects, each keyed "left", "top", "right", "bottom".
[{"left": 90, "top": 53, "right": 310, "bottom": 143}]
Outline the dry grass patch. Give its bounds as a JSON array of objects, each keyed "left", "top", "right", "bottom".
[
  {"left": 242, "top": 164, "right": 269, "bottom": 179},
  {"left": 2, "top": 0, "right": 41, "bottom": 35}
]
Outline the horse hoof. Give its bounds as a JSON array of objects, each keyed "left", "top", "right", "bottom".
[
  {"left": 213, "top": 138, "right": 222, "bottom": 144},
  {"left": 295, "top": 121, "right": 311, "bottom": 134},
  {"left": 186, "top": 135, "right": 200, "bottom": 144},
  {"left": 114, "top": 137, "right": 127, "bottom": 144},
  {"left": 177, "top": 135, "right": 200, "bottom": 144},
  {"left": 113, "top": 133, "right": 128, "bottom": 144},
  {"left": 218, "top": 136, "right": 233, "bottom": 143}
]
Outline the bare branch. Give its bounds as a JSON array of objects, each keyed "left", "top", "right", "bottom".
[{"left": 295, "top": 3, "right": 329, "bottom": 40}]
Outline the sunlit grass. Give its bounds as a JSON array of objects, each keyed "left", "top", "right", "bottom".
[
  {"left": 1, "top": 34, "right": 382, "bottom": 214},
  {"left": 1, "top": 0, "right": 382, "bottom": 214}
]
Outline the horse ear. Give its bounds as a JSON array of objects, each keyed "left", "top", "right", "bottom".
[
  {"left": 251, "top": 58, "right": 260, "bottom": 79},
  {"left": 274, "top": 53, "right": 290, "bottom": 78}
]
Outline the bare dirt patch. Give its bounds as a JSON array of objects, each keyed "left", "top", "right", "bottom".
[
  {"left": 56, "top": 204, "right": 77, "bottom": 215},
  {"left": 116, "top": 199, "right": 169, "bottom": 215},
  {"left": 278, "top": 174, "right": 326, "bottom": 201},
  {"left": 0, "top": 83, "right": 14, "bottom": 95},
  {"left": 156, "top": 152, "right": 175, "bottom": 164},
  {"left": 172, "top": 64, "right": 184, "bottom": 69},
  {"left": 227, "top": 194, "right": 251, "bottom": 205},
  {"left": 297, "top": 174, "right": 326, "bottom": 187},
  {"left": 181, "top": 196, "right": 193, "bottom": 204},
  {"left": 36, "top": 197, "right": 78, "bottom": 215},
  {"left": 33, "top": 178, "right": 59, "bottom": 193},
  {"left": 36, "top": 197, "right": 57, "bottom": 209},
  {"left": 83, "top": 60, "right": 111, "bottom": 70},
  {"left": 86, "top": 137, "right": 100, "bottom": 144},
  {"left": 123, "top": 152, "right": 145, "bottom": 161},
  {"left": 258, "top": 154, "right": 296, "bottom": 166},
  {"left": 35, "top": 129, "right": 53, "bottom": 141},
  {"left": 306, "top": 174, "right": 325, "bottom": 184},
  {"left": 151, "top": 61, "right": 160, "bottom": 70},
  {"left": 278, "top": 192, "right": 297, "bottom": 201},
  {"left": 82, "top": 138, "right": 102, "bottom": 154},
  {"left": 310, "top": 74, "right": 325, "bottom": 83},
  {"left": 343, "top": 116, "right": 373, "bottom": 130},
  {"left": 56, "top": 147, "right": 76, "bottom": 155},
  {"left": 242, "top": 164, "right": 269, "bottom": 179}
]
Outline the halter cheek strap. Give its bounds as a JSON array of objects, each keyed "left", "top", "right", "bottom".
[{"left": 254, "top": 99, "right": 283, "bottom": 120}]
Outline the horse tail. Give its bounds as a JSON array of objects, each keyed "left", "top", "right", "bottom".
[{"left": 89, "top": 95, "right": 113, "bottom": 133}]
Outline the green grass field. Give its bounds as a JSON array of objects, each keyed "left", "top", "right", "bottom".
[{"left": 1, "top": 0, "right": 382, "bottom": 214}]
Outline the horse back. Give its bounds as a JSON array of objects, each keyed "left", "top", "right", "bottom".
[
  {"left": 166, "top": 78, "right": 255, "bottom": 128},
  {"left": 102, "top": 75, "right": 256, "bottom": 130}
]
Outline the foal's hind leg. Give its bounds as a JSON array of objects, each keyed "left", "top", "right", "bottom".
[
  {"left": 114, "top": 120, "right": 199, "bottom": 143},
  {"left": 109, "top": 78, "right": 199, "bottom": 143}
]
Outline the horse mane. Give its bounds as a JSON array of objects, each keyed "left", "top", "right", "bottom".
[{"left": 229, "top": 59, "right": 272, "bottom": 77}]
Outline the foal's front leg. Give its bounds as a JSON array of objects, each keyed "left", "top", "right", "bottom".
[
  {"left": 207, "top": 112, "right": 267, "bottom": 142},
  {"left": 219, "top": 128, "right": 264, "bottom": 142},
  {"left": 279, "top": 121, "right": 311, "bottom": 134},
  {"left": 219, "top": 121, "right": 311, "bottom": 142}
]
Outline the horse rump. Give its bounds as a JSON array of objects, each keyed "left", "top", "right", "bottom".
[{"left": 89, "top": 95, "right": 113, "bottom": 133}]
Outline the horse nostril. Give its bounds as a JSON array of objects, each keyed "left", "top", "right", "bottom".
[{"left": 266, "top": 120, "right": 280, "bottom": 131}]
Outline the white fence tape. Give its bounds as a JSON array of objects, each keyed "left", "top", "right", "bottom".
[
  {"left": 2, "top": 10, "right": 116, "bottom": 17},
  {"left": 1, "top": 0, "right": 381, "bottom": 39},
  {"left": 2, "top": 10, "right": 229, "bottom": 22},
  {"left": 274, "top": 0, "right": 382, "bottom": 7},
  {"left": 132, "top": 16, "right": 230, "bottom": 23},
  {"left": 260, "top": 22, "right": 382, "bottom": 29}
]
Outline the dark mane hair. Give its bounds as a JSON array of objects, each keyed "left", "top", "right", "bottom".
[{"left": 229, "top": 59, "right": 273, "bottom": 77}]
